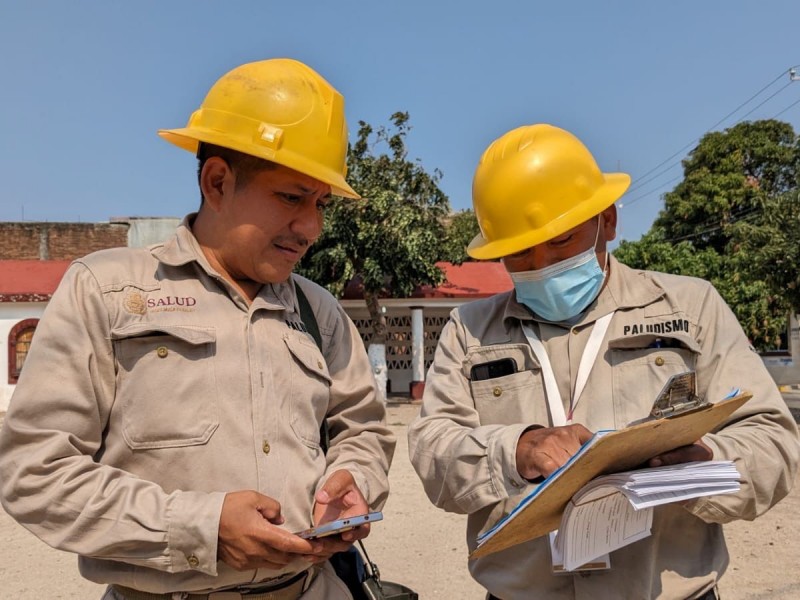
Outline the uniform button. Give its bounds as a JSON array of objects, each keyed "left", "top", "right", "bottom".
[
  {"left": 156, "top": 346, "right": 168, "bottom": 358},
  {"left": 262, "top": 439, "right": 271, "bottom": 454},
  {"left": 493, "top": 387, "right": 503, "bottom": 397},
  {"left": 187, "top": 554, "right": 200, "bottom": 568},
  {"left": 317, "top": 360, "right": 323, "bottom": 369},
  {"left": 572, "top": 328, "right": 579, "bottom": 335},
  {"left": 654, "top": 356, "right": 665, "bottom": 366}
]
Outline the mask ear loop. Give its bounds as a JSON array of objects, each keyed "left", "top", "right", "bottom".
[{"left": 593, "top": 214, "right": 610, "bottom": 276}]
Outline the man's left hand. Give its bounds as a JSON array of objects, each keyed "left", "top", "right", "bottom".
[
  {"left": 648, "top": 439, "right": 713, "bottom": 467},
  {"left": 305, "top": 470, "right": 370, "bottom": 562}
]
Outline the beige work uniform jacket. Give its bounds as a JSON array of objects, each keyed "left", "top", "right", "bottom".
[
  {"left": 409, "top": 257, "right": 799, "bottom": 600},
  {"left": 0, "top": 218, "right": 395, "bottom": 594}
]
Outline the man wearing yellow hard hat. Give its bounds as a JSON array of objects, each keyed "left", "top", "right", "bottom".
[
  {"left": 409, "top": 124, "right": 799, "bottom": 599},
  {"left": 0, "top": 59, "right": 395, "bottom": 599}
]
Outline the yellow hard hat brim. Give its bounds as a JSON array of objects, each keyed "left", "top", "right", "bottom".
[
  {"left": 467, "top": 172, "right": 630, "bottom": 260},
  {"left": 158, "top": 128, "right": 361, "bottom": 200}
]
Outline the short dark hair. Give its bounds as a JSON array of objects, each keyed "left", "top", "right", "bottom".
[{"left": 196, "top": 143, "right": 276, "bottom": 202}]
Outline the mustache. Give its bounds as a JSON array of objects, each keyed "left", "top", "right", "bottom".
[{"left": 274, "top": 235, "right": 311, "bottom": 250}]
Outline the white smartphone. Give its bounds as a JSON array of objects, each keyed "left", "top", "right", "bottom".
[{"left": 295, "top": 511, "right": 383, "bottom": 540}]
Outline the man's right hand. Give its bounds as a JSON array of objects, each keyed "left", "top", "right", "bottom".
[
  {"left": 515, "top": 424, "right": 594, "bottom": 481},
  {"left": 218, "top": 491, "right": 322, "bottom": 571}
]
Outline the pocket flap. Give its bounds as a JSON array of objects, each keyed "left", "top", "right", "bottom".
[
  {"left": 110, "top": 323, "right": 216, "bottom": 345},
  {"left": 283, "top": 333, "right": 332, "bottom": 383},
  {"left": 608, "top": 331, "right": 701, "bottom": 354}
]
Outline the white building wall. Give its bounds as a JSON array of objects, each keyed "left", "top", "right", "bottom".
[
  {"left": 0, "top": 302, "right": 47, "bottom": 412},
  {"left": 762, "top": 314, "right": 800, "bottom": 386},
  {"left": 125, "top": 218, "right": 181, "bottom": 248}
]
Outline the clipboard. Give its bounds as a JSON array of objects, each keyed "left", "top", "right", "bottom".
[{"left": 470, "top": 378, "right": 752, "bottom": 559}]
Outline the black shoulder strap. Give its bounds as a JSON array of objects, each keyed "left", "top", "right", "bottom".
[
  {"left": 295, "top": 281, "right": 330, "bottom": 453},
  {"left": 296, "top": 283, "right": 401, "bottom": 598},
  {"left": 295, "top": 281, "right": 323, "bottom": 352}
]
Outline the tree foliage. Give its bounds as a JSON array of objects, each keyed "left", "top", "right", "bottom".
[
  {"left": 440, "top": 209, "right": 481, "bottom": 264},
  {"left": 297, "top": 112, "right": 449, "bottom": 343},
  {"left": 614, "top": 119, "right": 800, "bottom": 351},
  {"left": 655, "top": 120, "right": 799, "bottom": 253}
]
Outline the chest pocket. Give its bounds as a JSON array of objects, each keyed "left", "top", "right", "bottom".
[
  {"left": 283, "top": 332, "right": 332, "bottom": 448},
  {"left": 112, "top": 323, "right": 218, "bottom": 449},
  {"left": 608, "top": 332, "right": 701, "bottom": 427},
  {"left": 464, "top": 344, "right": 548, "bottom": 426}
]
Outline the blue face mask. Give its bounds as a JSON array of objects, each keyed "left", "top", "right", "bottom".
[{"left": 509, "top": 223, "right": 606, "bottom": 322}]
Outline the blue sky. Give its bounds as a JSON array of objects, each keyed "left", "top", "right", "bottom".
[{"left": 2, "top": 1, "right": 799, "bottom": 245}]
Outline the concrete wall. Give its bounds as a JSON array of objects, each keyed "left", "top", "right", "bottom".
[{"left": 122, "top": 217, "right": 182, "bottom": 248}]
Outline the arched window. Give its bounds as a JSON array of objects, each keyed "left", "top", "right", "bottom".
[{"left": 8, "top": 319, "right": 39, "bottom": 384}]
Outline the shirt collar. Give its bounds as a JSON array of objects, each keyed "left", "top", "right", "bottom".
[
  {"left": 151, "top": 214, "right": 205, "bottom": 268},
  {"left": 151, "top": 213, "right": 294, "bottom": 311}
]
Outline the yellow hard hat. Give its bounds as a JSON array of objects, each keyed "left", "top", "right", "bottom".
[
  {"left": 159, "top": 58, "right": 359, "bottom": 199},
  {"left": 467, "top": 124, "right": 630, "bottom": 260}
]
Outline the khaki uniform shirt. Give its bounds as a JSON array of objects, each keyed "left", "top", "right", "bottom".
[
  {"left": 0, "top": 218, "right": 395, "bottom": 594},
  {"left": 409, "top": 257, "right": 799, "bottom": 600}
]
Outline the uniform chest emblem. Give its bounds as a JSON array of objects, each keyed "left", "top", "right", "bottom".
[{"left": 123, "top": 290, "right": 147, "bottom": 315}]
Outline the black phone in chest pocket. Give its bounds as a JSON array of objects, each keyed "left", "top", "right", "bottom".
[{"left": 470, "top": 357, "right": 518, "bottom": 381}]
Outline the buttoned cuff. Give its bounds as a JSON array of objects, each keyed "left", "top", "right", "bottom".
[
  {"left": 167, "top": 490, "right": 227, "bottom": 575},
  {"left": 488, "top": 423, "right": 536, "bottom": 498}
]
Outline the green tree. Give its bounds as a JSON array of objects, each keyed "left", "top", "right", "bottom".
[
  {"left": 440, "top": 209, "right": 481, "bottom": 264},
  {"left": 727, "top": 190, "right": 800, "bottom": 338},
  {"left": 655, "top": 120, "right": 799, "bottom": 253},
  {"left": 613, "top": 228, "right": 722, "bottom": 280},
  {"left": 614, "top": 119, "right": 800, "bottom": 350},
  {"left": 297, "top": 112, "right": 450, "bottom": 393}
]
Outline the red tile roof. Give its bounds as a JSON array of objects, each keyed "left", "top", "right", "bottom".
[
  {"left": 414, "top": 261, "right": 512, "bottom": 298},
  {"left": 0, "top": 260, "right": 72, "bottom": 301}
]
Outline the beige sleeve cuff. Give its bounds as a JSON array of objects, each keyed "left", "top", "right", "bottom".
[
  {"left": 167, "top": 491, "right": 227, "bottom": 575},
  {"left": 490, "top": 423, "right": 536, "bottom": 497}
]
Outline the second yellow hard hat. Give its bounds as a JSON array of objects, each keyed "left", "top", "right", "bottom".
[
  {"left": 159, "top": 58, "right": 359, "bottom": 199},
  {"left": 468, "top": 124, "right": 630, "bottom": 260}
]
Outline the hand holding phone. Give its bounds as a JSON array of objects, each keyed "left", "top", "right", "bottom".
[{"left": 295, "top": 511, "right": 383, "bottom": 540}]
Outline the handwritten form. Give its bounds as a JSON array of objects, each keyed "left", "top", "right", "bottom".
[{"left": 553, "top": 460, "right": 739, "bottom": 571}]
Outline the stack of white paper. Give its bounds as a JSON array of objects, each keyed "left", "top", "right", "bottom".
[{"left": 554, "top": 460, "right": 740, "bottom": 571}]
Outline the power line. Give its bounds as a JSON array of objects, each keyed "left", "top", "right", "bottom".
[
  {"left": 663, "top": 207, "right": 762, "bottom": 244},
  {"left": 619, "top": 65, "right": 800, "bottom": 213},
  {"left": 625, "top": 68, "right": 792, "bottom": 196},
  {"left": 623, "top": 81, "right": 800, "bottom": 209},
  {"left": 733, "top": 81, "right": 794, "bottom": 122},
  {"left": 774, "top": 94, "right": 800, "bottom": 119},
  {"left": 618, "top": 174, "right": 681, "bottom": 209}
]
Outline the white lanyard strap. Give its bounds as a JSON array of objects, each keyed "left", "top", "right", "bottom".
[
  {"left": 522, "top": 312, "right": 614, "bottom": 426},
  {"left": 522, "top": 325, "right": 567, "bottom": 426}
]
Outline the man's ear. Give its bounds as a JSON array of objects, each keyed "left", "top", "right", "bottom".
[
  {"left": 601, "top": 204, "right": 618, "bottom": 243},
  {"left": 199, "top": 157, "right": 234, "bottom": 212}
]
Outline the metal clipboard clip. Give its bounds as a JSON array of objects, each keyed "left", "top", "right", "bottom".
[{"left": 649, "top": 371, "right": 708, "bottom": 419}]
